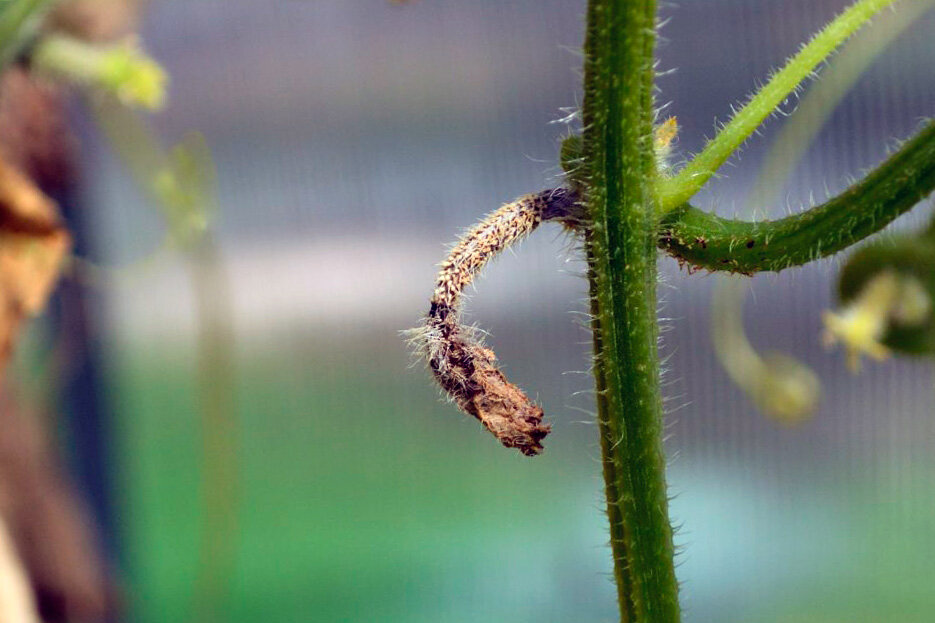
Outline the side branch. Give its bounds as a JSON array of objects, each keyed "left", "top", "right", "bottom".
[
  {"left": 411, "top": 189, "right": 580, "bottom": 456},
  {"left": 658, "top": 120, "right": 935, "bottom": 274},
  {"left": 656, "top": 0, "right": 900, "bottom": 213}
]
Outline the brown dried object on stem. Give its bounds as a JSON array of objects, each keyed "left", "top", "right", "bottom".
[
  {"left": 413, "top": 188, "right": 581, "bottom": 456},
  {"left": 0, "top": 157, "right": 70, "bottom": 371}
]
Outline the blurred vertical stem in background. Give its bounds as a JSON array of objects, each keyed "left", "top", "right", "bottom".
[
  {"left": 582, "top": 0, "right": 680, "bottom": 620},
  {"left": 89, "top": 100, "right": 240, "bottom": 622},
  {"left": 188, "top": 234, "right": 239, "bottom": 623}
]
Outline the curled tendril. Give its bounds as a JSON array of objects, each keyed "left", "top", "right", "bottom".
[
  {"left": 711, "top": 277, "right": 820, "bottom": 424},
  {"left": 410, "top": 188, "right": 583, "bottom": 455}
]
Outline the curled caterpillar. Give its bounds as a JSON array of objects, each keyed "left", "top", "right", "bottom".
[{"left": 412, "top": 188, "right": 583, "bottom": 456}]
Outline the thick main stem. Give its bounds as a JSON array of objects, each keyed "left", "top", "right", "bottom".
[{"left": 583, "top": 0, "right": 679, "bottom": 621}]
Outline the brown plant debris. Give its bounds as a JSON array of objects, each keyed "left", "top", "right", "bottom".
[
  {"left": 0, "top": 158, "right": 70, "bottom": 370},
  {"left": 0, "top": 398, "right": 112, "bottom": 621},
  {"left": 414, "top": 188, "right": 581, "bottom": 456},
  {"left": 0, "top": 67, "right": 75, "bottom": 191}
]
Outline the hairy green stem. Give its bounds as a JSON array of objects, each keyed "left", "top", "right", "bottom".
[
  {"left": 658, "top": 120, "right": 935, "bottom": 274},
  {"left": 586, "top": 242, "right": 636, "bottom": 619},
  {"left": 583, "top": 0, "right": 679, "bottom": 620},
  {"left": 657, "top": 0, "right": 900, "bottom": 213},
  {"left": 749, "top": 0, "right": 934, "bottom": 208}
]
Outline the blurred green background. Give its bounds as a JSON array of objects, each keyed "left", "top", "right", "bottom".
[{"left": 35, "top": 0, "right": 935, "bottom": 621}]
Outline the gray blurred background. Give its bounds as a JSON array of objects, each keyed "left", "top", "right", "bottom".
[{"left": 56, "top": 1, "right": 935, "bottom": 621}]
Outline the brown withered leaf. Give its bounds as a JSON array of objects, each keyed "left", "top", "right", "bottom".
[{"left": 0, "top": 159, "right": 70, "bottom": 370}]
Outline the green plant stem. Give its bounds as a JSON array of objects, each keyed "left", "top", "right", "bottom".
[
  {"left": 583, "top": 0, "right": 679, "bottom": 620},
  {"left": 32, "top": 34, "right": 167, "bottom": 110},
  {"left": 31, "top": 34, "right": 107, "bottom": 82},
  {"left": 0, "top": 0, "right": 52, "bottom": 67},
  {"left": 88, "top": 98, "right": 239, "bottom": 621},
  {"left": 586, "top": 243, "right": 635, "bottom": 618},
  {"left": 656, "top": 0, "right": 900, "bottom": 213},
  {"left": 658, "top": 120, "right": 935, "bottom": 274},
  {"left": 189, "top": 235, "right": 240, "bottom": 623},
  {"left": 749, "top": 0, "right": 934, "bottom": 208}
]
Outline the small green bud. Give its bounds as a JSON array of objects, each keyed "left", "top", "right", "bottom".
[
  {"left": 32, "top": 35, "right": 168, "bottom": 110},
  {"left": 150, "top": 134, "right": 216, "bottom": 248},
  {"left": 560, "top": 118, "right": 678, "bottom": 193},
  {"left": 99, "top": 43, "right": 168, "bottom": 110}
]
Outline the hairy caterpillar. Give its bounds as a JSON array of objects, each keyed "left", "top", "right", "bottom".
[{"left": 411, "top": 188, "right": 582, "bottom": 455}]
